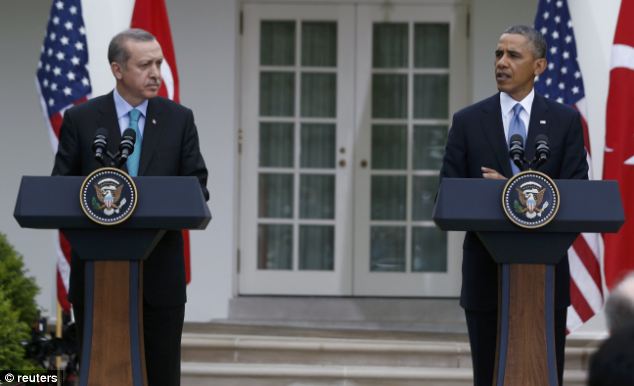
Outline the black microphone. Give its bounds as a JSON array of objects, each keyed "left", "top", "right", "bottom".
[
  {"left": 509, "top": 134, "right": 525, "bottom": 171},
  {"left": 118, "top": 128, "right": 136, "bottom": 166},
  {"left": 533, "top": 134, "right": 550, "bottom": 169},
  {"left": 92, "top": 128, "right": 108, "bottom": 164}
]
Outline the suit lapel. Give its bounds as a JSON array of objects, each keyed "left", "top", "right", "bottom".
[
  {"left": 481, "top": 93, "right": 514, "bottom": 177},
  {"left": 139, "top": 98, "right": 164, "bottom": 175},
  {"left": 97, "top": 92, "right": 122, "bottom": 162},
  {"left": 525, "top": 94, "right": 550, "bottom": 164}
]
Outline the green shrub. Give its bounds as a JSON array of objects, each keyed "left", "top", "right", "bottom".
[
  {"left": 0, "top": 232, "right": 40, "bottom": 368},
  {"left": 0, "top": 288, "right": 31, "bottom": 368}
]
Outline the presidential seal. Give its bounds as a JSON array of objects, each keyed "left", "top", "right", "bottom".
[
  {"left": 79, "top": 167, "right": 138, "bottom": 226},
  {"left": 501, "top": 170, "right": 560, "bottom": 229}
]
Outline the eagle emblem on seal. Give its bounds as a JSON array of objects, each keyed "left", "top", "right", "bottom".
[
  {"left": 514, "top": 181, "right": 549, "bottom": 219},
  {"left": 91, "top": 178, "right": 128, "bottom": 216}
]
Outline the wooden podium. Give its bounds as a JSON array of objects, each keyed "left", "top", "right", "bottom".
[
  {"left": 433, "top": 178, "right": 624, "bottom": 386},
  {"left": 14, "top": 176, "right": 211, "bottom": 386}
]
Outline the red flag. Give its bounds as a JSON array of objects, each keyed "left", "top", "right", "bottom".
[
  {"left": 604, "top": 0, "right": 634, "bottom": 289},
  {"left": 131, "top": 0, "right": 191, "bottom": 284}
]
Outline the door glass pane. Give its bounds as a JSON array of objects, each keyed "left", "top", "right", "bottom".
[
  {"left": 261, "top": 21, "right": 295, "bottom": 66},
  {"left": 260, "top": 122, "right": 294, "bottom": 167},
  {"left": 301, "top": 73, "right": 336, "bottom": 117},
  {"left": 259, "top": 173, "right": 293, "bottom": 218},
  {"left": 412, "top": 227, "right": 447, "bottom": 272},
  {"left": 372, "top": 125, "right": 407, "bottom": 170},
  {"left": 258, "top": 224, "right": 293, "bottom": 269},
  {"left": 372, "top": 74, "right": 407, "bottom": 118},
  {"left": 371, "top": 226, "right": 406, "bottom": 272},
  {"left": 260, "top": 72, "right": 295, "bottom": 116},
  {"left": 300, "top": 225, "right": 334, "bottom": 270},
  {"left": 300, "top": 174, "right": 335, "bottom": 219},
  {"left": 301, "top": 123, "right": 335, "bottom": 168},
  {"left": 371, "top": 176, "right": 406, "bottom": 220},
  {"left": 414, "top": 74, "right": 448, "bottom": 119},
  {"left": 373, "top": 23, "right": 408, "bottom": 68},
  {"left": 412, "top": 176, "right": 439, "bottom": 221},
  {"left": 302, "top": 22, "right": 337, "bottom": 67},
  {"left": 413, "top": 125, "right": 447, "bottom": 170},
  {"left": 414, "top": 24, "right": 449, "bottom": 68}
]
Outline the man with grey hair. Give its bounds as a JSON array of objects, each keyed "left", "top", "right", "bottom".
[
  {"left": 604, "top": 272, "right": 634, "bottom": 333},
  {"left": 440, "top": 24, "right": 588, "bottom": 386},
  {"left": 53, "top": 28, "right": 208, "bottom": 386}
]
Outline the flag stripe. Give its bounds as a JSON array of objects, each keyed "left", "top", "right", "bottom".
[
  {"left": 571, "top": 236, "right": 603, "bottom": 290},
  {"left": 569, "top": 279, "right": 594, "bottom": 322}
]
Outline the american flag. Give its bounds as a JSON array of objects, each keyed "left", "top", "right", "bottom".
[
  {"left": 534, "top": 0, "right": 603, "bottom": 333},
  {"left": 36, "top": 0, "right": 92, "bottom": 312}
]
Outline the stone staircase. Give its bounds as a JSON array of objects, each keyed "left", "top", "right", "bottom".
[{"left": 180, "top": 323, "right": 599, "bottom": 386}]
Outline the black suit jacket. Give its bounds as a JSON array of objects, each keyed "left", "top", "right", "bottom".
[
  {"left": 440, "top": 92, "right": 588, "bottom": 311},
  {"left": 52, "top": 92, "right": 209, "bottom": 307}
]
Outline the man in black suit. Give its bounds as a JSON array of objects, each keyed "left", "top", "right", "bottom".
[
  {"left": 52, "top": 28, "right": 208, "bottom": 386},
  {"left": 440, "top": 25, "right": 587, "bottom": 386}
]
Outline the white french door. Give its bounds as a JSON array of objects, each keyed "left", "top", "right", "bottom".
[
  {"left": 240, "top": 2, "right": 467, "bottom": 297},
  {"left": 240, "top": 4, "right": 355, "bottom": 294}
]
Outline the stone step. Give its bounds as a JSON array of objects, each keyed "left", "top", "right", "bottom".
[
  {"left": 181, "top": 331, "right": 598, "bottom": 371},
  {"left": 181, "top": 362, "right": 588, "bottom": 386}
]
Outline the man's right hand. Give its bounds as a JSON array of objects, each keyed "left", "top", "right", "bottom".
[{"left": 481, "top": 166, "right": 506, "bottom": 180}]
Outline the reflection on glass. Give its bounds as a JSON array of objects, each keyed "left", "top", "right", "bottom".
[
  {"left": 300, "top": 174, "right": 335, "bottom": 219},
  {"left": 371, "top": 176, "right": 406, "bottom": 220},
  {"left": 412, "top": 176, "right": 439, "bottom": 221},
  {"left": 372, "top": 74, "right": 407, "bottom": 118},
  {"left": 301, "top": 73, "right": 336, "bottom": 117},
  {"left": 302, "top": 22, "right": 337, "bottom": 67},
  {"left": 371, "top": 226, "right": 406, "bottom": 272},
  {"left": 373, "top": 23, "right": 408, "bottom": 68},
  {"left": 301, "top": 124, "right": 335, "bottom": 168},
  {"left": 412, "top": 226, "right": 447, "bottom": 272},
  {"left": 260, "top": 72, "right": 295, "bottom": 116},
  {"left": 260, "top": 122, "right": 294, "bottom": 167},
  {"left": 300, "top": 225, "right": 334, "bottom": 270},
  {"left": 261, "top": 21, "right": 295, "bottom": 66},
  {"left": 414, "top": 24, "right": 449, "bottom": 68},
  {"left": 259, "top": 173, "right": 293, "bottom": 218},
  {"left": 413, "top": 125, "right": 447, "bottom": 170},
  {"left": 258, "top": 224, "right": 293, "bottom": 270},
  {"left": 372, "top": 125, "right": 407, "bottom": 170},
  {"left": 414, "top": 74, "right": 448, "bottom": 119}
]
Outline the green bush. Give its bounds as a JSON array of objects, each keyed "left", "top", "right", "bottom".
[{"left": 0, "top": 232, "right": 40, "bottom": 368}]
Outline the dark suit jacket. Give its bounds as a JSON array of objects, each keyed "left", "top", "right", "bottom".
[
  {"left": 52, "top": 92, "right": 209, "bottom": 307},
  {"left": 440, "top": 92, "right": 588, "bottom": 311}
]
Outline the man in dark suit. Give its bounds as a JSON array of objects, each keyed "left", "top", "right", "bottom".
[
  {"left": 440, "top": 25, "right": 588, "bottom": 386},
  {"left": 52, "top": 28, "right": 208, "bottom": 386}
]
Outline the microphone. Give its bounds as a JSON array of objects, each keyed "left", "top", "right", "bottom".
[
  {"left": 533, "top": 134, "right": 550, "bottom": 169},
  {"left": 118, "top": 128, "right": 136, "bottom": 166},
  {"left": 509, "top": 134, "right": 525, "bottom": 171},
  {"left": 92, "top": 128, "right": 108, "bottom": 164}
]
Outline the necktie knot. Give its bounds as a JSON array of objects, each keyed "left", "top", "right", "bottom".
[
  {"left": 129, "top": 108, "right": 141, "bottom": 129},
  {"left": 512, "top": 103, "right": 523, "bottom": 117}
]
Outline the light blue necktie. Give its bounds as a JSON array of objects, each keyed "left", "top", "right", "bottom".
[
  {"left": 126, "top": 108, "right": 142, "bottom": 176},
  {"left": 508, "top": 103, "right": 527, "bottom": 175}
]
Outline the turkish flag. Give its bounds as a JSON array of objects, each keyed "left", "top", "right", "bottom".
[
  {"left": 603, "top": 0, "right": 634, "bottom": 289},
  {"left": 131, "top": 0, "right": 191, "bottom": 284}
]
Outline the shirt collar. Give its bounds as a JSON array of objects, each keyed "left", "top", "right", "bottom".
[
  {"left": 500, "top": 88, "right": 534, "bottom": 117},
  {"left": 113, "top": 88, "right": 148, "bottom": 120}
]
